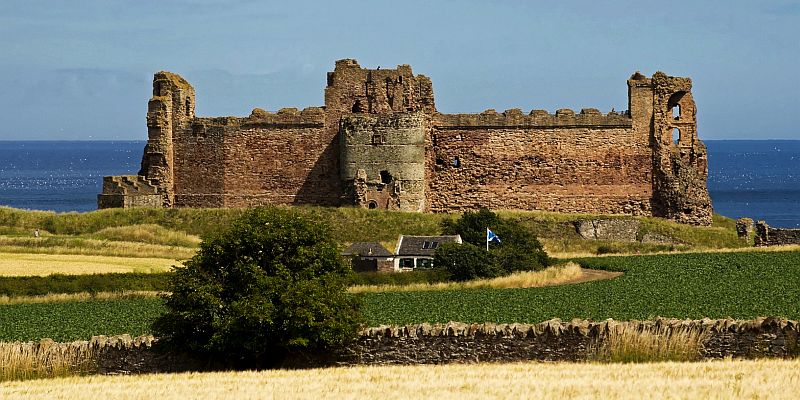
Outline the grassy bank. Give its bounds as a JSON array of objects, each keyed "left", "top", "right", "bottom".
[{"left": 0, "top": 206, "right": 746, "bottom": 254}]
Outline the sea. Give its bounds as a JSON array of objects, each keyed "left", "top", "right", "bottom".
[{"left": 0, "top": 140, "right": 799, "bottom": 228}]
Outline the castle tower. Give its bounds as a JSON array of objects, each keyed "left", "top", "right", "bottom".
[
  {"left": 628, "top": 71, "right": 712, "bottom": 225},
  {"left": 326, "top": 59, "right": 436, "bottom": 211},
  {"left": 138, "top": 72, "right": 195, "bottom": 207}
]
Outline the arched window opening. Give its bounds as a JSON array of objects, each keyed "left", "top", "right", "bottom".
[
  {"left": 352, "top": 100, "right": 363, "bottom": 113},
  {"left": 452, "top": 157, "right": 461, "bottom": 168},
  {"left": 367, "top": 201, "right": 378, "bottom": 209},
  {"left": 672, "top": 128, "right": 681, "bottom": 145},
  {"left": 380, "top": 170, "right": 392, "bottom": 184},
  {"left": 672, "top": 104, "right": 681, "bottom": 120},
  {"left": 185, "top": 99, "right": 192, "bottom": 116}
]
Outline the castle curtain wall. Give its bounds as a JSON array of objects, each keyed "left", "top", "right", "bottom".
[
  {"left": 427, "top": 111, "right": 653, "bottom": 214},
  {"left": 99, "top": 60, "right": 712, "bottom": 225}
]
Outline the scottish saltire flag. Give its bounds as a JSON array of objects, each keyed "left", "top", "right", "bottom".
[{"left": 487, "top": 228, "right": 501, "bottom": 244}]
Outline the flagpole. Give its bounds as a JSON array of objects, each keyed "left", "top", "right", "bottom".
[{"left": 486, "top": 227, "right": 489, "bottom": 251}]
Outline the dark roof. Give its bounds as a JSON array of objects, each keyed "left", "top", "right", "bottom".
[
  {"left": 396, "top": 235, "right": 462, "bottom": 257},
  {"left": 341, "top": 242, "right": 393, "bottom": 257}
]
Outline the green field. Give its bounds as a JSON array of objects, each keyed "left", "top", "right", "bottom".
[{"left": 1, "top": 250, "right": 797, "bottom": 341}]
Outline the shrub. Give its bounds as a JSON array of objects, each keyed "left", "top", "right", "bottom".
[
  {"left": 435, "top": 242, "right": 500, "bottom": 281},
  {"left": 441, "top": 209, "right": 502, "bottom": 247},
  {"left": 442, "top": 209, "right": 549, "bottom": 276},
  {"left": 152, "top": 207, "right": 363, "bottom": 367},
  {"left": 492, "top": 221, "right": 549, "bottom": 272}
]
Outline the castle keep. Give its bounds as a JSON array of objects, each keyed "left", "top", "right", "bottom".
[{"left": 98, "top": 59, "right": 713, "bottom": 225}]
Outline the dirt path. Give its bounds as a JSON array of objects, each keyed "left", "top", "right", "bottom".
[{"left": 558, "top": 268, "right": 623, "bottom": 286}]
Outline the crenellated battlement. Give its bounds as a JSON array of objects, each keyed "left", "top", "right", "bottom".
[
  {"left": 99, "top": 60, "right": 712, "bottom": 225},
  {"left": 434, "top": 108, "right": 632, "bottom": 129}
]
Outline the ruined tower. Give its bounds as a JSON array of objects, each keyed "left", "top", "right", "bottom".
[
  {"left": 628, "top": 72, "right": 712, "bottom": 225},
  {"left": 325, "top": 59, "right": 435, "bottom": 211}
]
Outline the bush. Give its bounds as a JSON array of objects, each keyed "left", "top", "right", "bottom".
[
  {"left": 347, "top": 269, "right": 450, "bottom": 286},
  {"left": 492, "top": 220, "right": 549, "bottom": 272},
  {"left": 152, "top": 207, "right": 363, "bottom": 367},
  {"left": 441, "top": 209, "right": 549, "bottom": 276},
  {"left": 0, "top": 273, "right": 171, "bottom": 296},
  {"left": 435, "top": 242, "right": 500, "bottom": 281}
]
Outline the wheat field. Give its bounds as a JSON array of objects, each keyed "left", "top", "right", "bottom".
[
  {"left": 348, "top": 262, "right": 595, "bottom": 293},
  {"left": 0, "top": 253, "right": 178, "bottom": 276},
  {"left": 1, "top": 359, "right": 798, "bottom": 399}
]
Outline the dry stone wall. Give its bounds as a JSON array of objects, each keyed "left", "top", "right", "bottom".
[
  {"left": 99, "top": 60, "right": 713, "bottom": 225},
  {"left": 28, "top": 317, "right": 797, "bottom": 374},
  {"left": 754, "top": 221, "right": 800, "bottom": 247}
]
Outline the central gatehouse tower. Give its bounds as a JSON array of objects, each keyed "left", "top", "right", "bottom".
[{"left": 99, "top": 59, "right": 713, "bottom": 225}]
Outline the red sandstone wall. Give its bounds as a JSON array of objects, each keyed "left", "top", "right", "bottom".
[
  {"left": 172, "top": 121, "right": 225, "bottom": 207},
  {"left": 427, "top": 113, "right": 653, "bottom": 214},
  {"left": 221, "top": 122, "right": 340, "bottom": 207}
]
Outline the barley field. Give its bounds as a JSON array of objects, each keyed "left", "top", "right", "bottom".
[
  {"left": 1, "top": 360, "right": 798, "bottom": 399},
  {"left": 348, "top": 262, "right": 611, "bottom": 293},
  {"left": 0, "top": 253, "right": 178, "bottom": 277}
]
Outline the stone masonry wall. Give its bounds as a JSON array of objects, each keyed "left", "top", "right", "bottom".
[
  {"left": 28, "top": 317, "right": 795, "bottom": 375},
  {"left": 428, "top": 110, "right": 653, "bottom": 214},
  {"left": 754, "top": 221, "right": 800, "bottom": 247}
]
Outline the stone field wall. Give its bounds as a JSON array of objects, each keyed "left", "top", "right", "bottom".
[
  {"left": 754, "top": 221, "right": 800, "bottom": 247},
  {"left": 20, "top": 317, "right": 796, "bottom": 374}
]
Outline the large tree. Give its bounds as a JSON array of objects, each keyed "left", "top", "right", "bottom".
[{"left": 152, "top": 207, "right": 362, "bottom": 367}]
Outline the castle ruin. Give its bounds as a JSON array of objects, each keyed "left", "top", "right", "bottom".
[{"left": 98, "top": 59, "right": 713, "bottom": 225}]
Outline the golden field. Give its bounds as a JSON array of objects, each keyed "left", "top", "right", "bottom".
[
  {"left": 1, "top": 360, "right": 798, "bottom": 400},
  {"left": 0, "top": 253, "right": 178, "bottom": 276},
  {"left": 348, "top": 262, "right": 617, "bottom": 293}
]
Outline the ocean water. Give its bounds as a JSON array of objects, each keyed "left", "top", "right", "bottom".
[{"left": 0, "top": 140, "right": 798, "bottom": 227}]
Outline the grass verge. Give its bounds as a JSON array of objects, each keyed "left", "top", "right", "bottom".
[
  {"left": 349, "top": 263, "right": 586, "bottom": 293},
  {"left": 0, "top": 341, "right": 96, "bottom": 382},
  {"left": 589, "top": 324, "right": 708, "bottom": 363}
]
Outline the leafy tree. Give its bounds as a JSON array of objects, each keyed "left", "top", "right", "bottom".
[
  {"left": 441, "top": 209, "right": 549, "bottom": 275},
  {"left": 492, "top": 221, "right": 549, "bottom": 272},
  {"left": 441, "top": 208, "right": 502, "bottom": 247},
  {"left": 434, "top": 242, "right": 500, "bottom": 281},
  {"left": 152, "top": 207, "right": 362, "bottom": 367}
]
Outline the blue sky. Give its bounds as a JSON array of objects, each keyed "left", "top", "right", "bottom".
[{"left": 1, "top": 0, "right": 798, "bottom": 140}]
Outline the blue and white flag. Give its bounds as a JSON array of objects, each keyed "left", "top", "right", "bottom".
[{"left": 487, "top": 228, "right": 501, "bottom": 245}]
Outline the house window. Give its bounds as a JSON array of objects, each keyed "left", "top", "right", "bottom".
[
  {"left": 399, "top": 258, "right": 414, "bottom": 269},
  {"left": 422, "top": 241, "right": 431, "bottom": 249},
  {"left": 416, "top": 258, "right": 433, "bottom": 269}
]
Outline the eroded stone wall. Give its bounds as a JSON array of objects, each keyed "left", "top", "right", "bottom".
[
  {"left": 754, "top": 221, "right": 800, "bottom": 247},
  {"left": 27, "top": 317, "right": 796, "bottom": 374}
]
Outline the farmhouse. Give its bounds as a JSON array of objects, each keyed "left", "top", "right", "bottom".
[
  {"left": 99, "top": 59, "right": 712, "bottom": 225},
  {"left": 341, "top": 242, "right": 394, "bottom": 272},
  {"left": 394, "top": 235, "right": 462, "bottom": 271}
]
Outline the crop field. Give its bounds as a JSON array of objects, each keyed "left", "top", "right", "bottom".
[
  {"left": 0, "top": 253, "right": 177, "bottom": 277},
  {"left": 361, "top": 250, "right": 800, "bottom": 325},
  {"left": 1, "top": 359, "right": 798, "bottom": 399},
  {"left": 0, "top": 298, "right": 162, "bottom": 342},
  {"left": 0, "top": 250, "right": 798, "bottom": 341}
]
